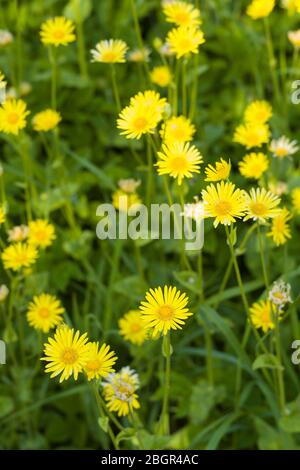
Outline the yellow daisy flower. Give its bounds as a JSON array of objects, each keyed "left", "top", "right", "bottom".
[
  {"left": 291, "top": 187, "right": 300, "bottom": 214},
  {"left": 244, "top": 100, "right": 272, "bottom": 124},
  {"left": 163, "top": 1, "right": 201, "bottom": 27},
  {"left": 139, "top": 285, "right": 192, "bottom": 336},
  {"left": 267, "top": 208, "right": 292, "bottom": 246},
  {"left": 156, "top": 141, "right": 203, "bottom": 185},
  {"left": 250, "top": 299, "right": 279, "bottom": 333},
  {"left": 32, "top": 109, "right": 61, "bottom": 132},
  {"left": 112, "top": 189, "right": 142, "bottom": 213},
  {"left": 205, "top": 158, "right": 231, "bottom": 182},
  {"left": 118, "top": 310, "right": 148, "bottom": 346},
  {"left": 238, "top": 152, "right": 269, "bottom": 180},
  {"left": 167, "top": 26, "right": 205, "bottom": 59},
  {"left": 40, "top": 17, "right": 76, "bottom": 47},
  {"left": 201, "top": 181, "right": 247, "bottom": 227},
  {"left": 233, "top": 123, "right": 270, "bottom": 149},
  {"left": 90, "top": 39, "right": 128, "bottom": 63},
  {"left": 269, "top": 136, "right": 299, "bottom": 158},
  {"left": 28, "top": 219, "right": 56, "bottom": 248},
  {"left": 2, "top": 242, "right": 38, "bottom": 271},
  {"left": 244, "top": 188, "right": 281, "bottom": 222},
  {"left": 27, "top": 293, "right": 64, "bottom": 333},
  {"left": 150, "top": 65, "right": 172, "bottom": 87},
  {"left": 84, "top": 342, "right": 117, "bottom": 381},
  {"left": 102, "top": 366, "right": 140, "bottom": 417},
  {"left": 160, "top": 115, "right": 196, "bottom": 143},
  {"left": 0, "top": 98, "right": 29, "bottom": 135},
  {"left": 246, "top": 0, "right": 275, "bottom": 19},
  {"left": 42, "top": 326, "right": 90, "bottom": 382},
  {"left": 117, "top": 91, "right": 166, "bottom": 139}
]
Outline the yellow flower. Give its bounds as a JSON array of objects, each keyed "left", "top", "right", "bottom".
[
  {"left": 90, "top": 39, "right": 128, "bottom": 63},
  {"left": 2, "top": 242, "right": 38, "bottom": 271},
  {"left": 250, "top": 299, "right": 279, "bottom": 333},
  {"left": 233, "top": 123, "right": 270, "bottom": 149},
  {"left": 160, "top": 115, "right": 195, "bottom": 143},
  {"left": 156, "top": 141, "right": 202, "bottom": 185},
  {"left": 0, "top": 206, "right": 6, "bottom": 225},
  {"left": 112, "top": 189, "right": 142, "bottom": 213},
  {"left": 291, "top": 187, "right": 300, "bottom": 213},
  {"left": 238, "top": 152, "right": 269, "bottom": 179},
  {"left": 0, "top": 98, "right": 29, "bottom": 135},
  {"left": 167, "top": 26, "right": 205, "bottom": 58},
  {"left": 27, "top": 293, "right": 64, "bottom": 333},
  {"left": 270, "top": 136, "right": 299, "bottom": 158},
  {"left": 41, "top": 326, "right": 90, "bottom": 382},
  {"left": 288, "top": 30, "right": 300, "bottom": 48},
  {"left": 40, "top": 17, "right": 76, "bottom": 47},
  {"left": 32, "top": 109, "right": 61, "bottom": 132},
  {"left": 150, "top": 65, "right": 172, "bottom": 87},
  {"left": 201, "top": 181, "right": 247, "bottom": 227},
  {"left": 117, "top": 91, "right": 166, "bottom": 139},
  {"left": 246, "top": 0, "right": 275, "bottom": 19},
  {"left": 139, "top": 285, "right": 192, "bottom": 336},
  {"left": 205, "top": 158, "right": 231, "bottom": 182},
  {"left": 267, "top": 208, "right": 292, "bottom": 246},
  {"left": 163, "top": 1, "right": 201, "bottom": 27},
  {"left": 244, "top": 188, "right": 281, "bottom": 222},
  {"left": 118, "top": 310, "right": 148, "bottom": 346},
  {"left": 244, "top": 100, "right": 272, "bottom": 124},
  {"left": 84, "top": 342, "right": 117, "bottom": 381},
  {"left": 28, "top": 219, "right": 56, "bottom": 248},
  {"left": 103, "top": 366, "right": 140, "bottom": 417},
  {"left": 282, "top": 0, "right": 300, "bottom": 14}
]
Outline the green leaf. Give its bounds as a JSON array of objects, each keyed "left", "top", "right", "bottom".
[
  {"left": 64, "top": 0, "right": 92, "bottom": 22},
  {"left": 98, "top": 417, "right": 109, "bottom": 433},
  {"left": 0, "top": 396, "right": 14, "bottom": 418},
  {"left": 173, "top": 270, "right": 202, "bottom": 295},
  {"left": 279, "top": 396, "right": 300, "bottom": 433},
  {"left": 252, "top": 353, "right": 284, "bottom": 371}
]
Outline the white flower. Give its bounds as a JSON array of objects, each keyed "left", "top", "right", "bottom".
[
  {"left": 269, "top": 280, "right": 292, "bottom": 311},
  {"left": 270, "top": 136, "right": 299, "bottom": 159},
  {"left": 0, "top": 30, "right": 13, "bottom": 46},
  {"left": 118, "top": 179, "right": 141, "bottom": 193}
]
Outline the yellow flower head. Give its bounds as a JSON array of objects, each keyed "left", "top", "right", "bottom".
[
  {"left": 139, "top": 285, "right": 192, "bottom": 336},
  {"left": 282, "top": 0, "right": 300, "bottom": 14},
  {"left": 163, "top": 1, "right": 201, "bottom": 27},
  {"left": 250, "top": 299, "right": 279, "bottom": 333},
  {"left": 291, "top": 187, "right": 300, "bottom": 214},
  {"left": 238, "top": 152, "right": 269, "bottom": 179},
  {"left": 117, "top": 91, "right": 167, "bottom": 139},
  {"left": 288, "top": 30, "right": 300, "bottom": 48},
  {"left": 167, "top": 26, "right": 205, "bottom": 58},
  {"left": 150, "top": 65, "right": 172, "bottom": 87},
  {"left": 84, "top": 342, "right": 117, "bottom": 381},
  {"left": 205, "top": 158, "right": 231, "bottom": 182},
  {"left": 270, "top": 136, "right": 299, "bottom": 158},
  {"left": 246, "top": 0, "right": 275, "bottom": 19},
  {"left": 32, "top": 109, "right": 61, "bottom": 132},
  {"left": 2, "top": 242, "right": 38, "bottom": 271},
  {"left": 42, "top": 326, "right": 90, "bottom": 382},
  {"left": 201, "top": 181, "right": 247, "bottom": 227},
  {"left": 118, "top": 310, "right": 148, "bottom": 346},
  {"left": 28, "top": 219, "right": 56, "bottom": 248},
  {"left": 244, "top": 187, "right": 281, "bottom": 222},
  {"left": 0, "top": 98, "right": 29, "bottom": 135},
  {"left": 112, "top": 189, "right": 142, "bottom": 213},
  {"left": 156, "top": 141, "right": 202, "bottom": 185},
  {"left": 233, "top": 123, "right": 270, "bottom": 149},
  {"left": 27, "top": 293, "right": 64, "bottom": 333},
  {"left": 103, "top": 366, "right": 140, "bottom": 417},
  {"left": 267, "top": 207, "right": 292, "bottom": 246},
  {"left": 91, "top": 39, "right": 128, "bottom": 63},
  {"left": 40, "top": 16, "right": 76, "bottom": 47},
  {"left": 244, "top": 100, "right": 272, "bottom": 125},
  {"left": 8, "top": 225, "right": 29, "bottom": 242},
  {"left": 160, "top": 115, "right": 196, "bottom": 143}
]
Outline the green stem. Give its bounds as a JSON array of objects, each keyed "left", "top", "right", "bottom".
[
  {"left": 75, "top": 0, "right": 88, "bottom": 79},
  {"left": 264, "top": 17, "right": 280, "bottom": 105},
  {"left": 110, "top": 64, "right": 121, "bottom": 111},
  {"left": 91, "top": 382, "right": 118, "bottom": 449},
  {"left": 146, "top": 136, "right": 153, "bottom": 207},
  {"left": 181, "top": 58, "right": 187, "bottom": 115},
  {"left": 129, "top": 0, "right": 150, "bottom": 81},
  {"left": 160, "top": 333, "right": 171, "bottom": 435},
  {"left": 49, "top": 47, "right": 57, "bottom": 109},
  {"left": 257, "top": 224, "right": 269, "bottom": 289}
]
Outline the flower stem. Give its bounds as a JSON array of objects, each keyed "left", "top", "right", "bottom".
[
  {"left": 91, "top": 382, "right": 119, "bottom": 449},
  {"left": 264, "top": 17, "right": 281, "bottom": 105},
  {"left": 110, "top": 64, "right": 121, "bottom": 111},
  {"left": 160, "top": 333, "right": 171, "bottom": 435},
  {"left": 130, "top": 0, "right": 150, "bottom": 81},
  {"left": 257, "top": 224, "right": 269, "bottom": 289},
  {"left": 74, "top": 0, "right": 88, "bottom": 79}
]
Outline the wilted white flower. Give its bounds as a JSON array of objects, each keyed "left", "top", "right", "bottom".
[
  {"left": 270, "top": 136, "right": 299, "bottom": 159},
  {"left": 0, "top": 30, "right": 13, "bottom": 46},
  {"left": 8, "top": 225, "right": 29, "bottom": 242},
  {"left": 118, "top": 178, "right": 141, "bottom": 193},
  {"left": 128, "top": 47, "right": 151, "bottom": 62},
  {"left": 269, "top": 280, "right": 292, "bottom": 311}
]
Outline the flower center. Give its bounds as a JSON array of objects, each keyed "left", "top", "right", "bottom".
[
  {"left": 275, "top": 147, "right": 289, "bottom": 158},
  {"left": 175, "top": 12, "right": 189, "bottom": 25},
  {"left": 133, "top": 116, "right": 148, "bottom": 131},
  {"left": 250, "top": 202, "right": 267, "bottom": 216},
  {"left": 179, "top": 38, "right": 192, "bottom": 52},
  {"left": 215, "top": 200, "right": 232, "bottom": 216},
  {"left": 61, "top": 348, "right": 78, "bottom": 365},
  {"left": 35, "top": 230, "right": 47, "bottom": 241},
  {"left": 130, "top": 323, "right": 141, "bottom": 333},
  {"left": 38, "top": 307, "right": 50, "bottom": 318},
  {"left": 7, "top": 112, "right": 19, "bottom": 125},
  {"left": 86, "top": 359, "right": 101, "bottom": 371},
  {"left": 53, "top": 29, "right": 65, "bottom": 40},
  {"left": 103, "top": 51, "right": 117, "bottom": 62},
  {"left": 158, "top": 305, "right": 174, "bottom": 320},
  {"left": 171, "top": 156, "right": 188, "bottom": 172}
]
